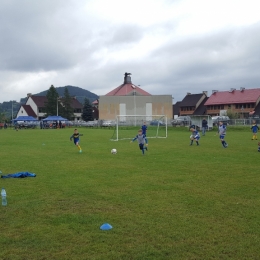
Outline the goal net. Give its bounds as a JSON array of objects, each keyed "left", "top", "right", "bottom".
[{"left": 111, "top": 115, "right": 167, "bottom": 141}]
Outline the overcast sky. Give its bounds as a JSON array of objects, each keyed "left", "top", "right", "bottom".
[{"left": 1, "top": 0, "right": 260, "bottom": 103}]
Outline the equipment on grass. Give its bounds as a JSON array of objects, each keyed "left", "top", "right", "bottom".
[
  {"left": 111, "top": 148, "right": 117, "bottom": 154},
  {"left": 111, "top": 115, "right": 167, "bottom": 141},
  {"left": 100, "top": 223, "right": 113, "bottom": 230}
]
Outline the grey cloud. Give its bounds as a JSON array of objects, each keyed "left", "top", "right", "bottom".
[
  {"left": 0, "top": 0, "right": 78, "bottom": 71},
  {"left": 124, "top": 22, "right": 260, "bottom": 100}
]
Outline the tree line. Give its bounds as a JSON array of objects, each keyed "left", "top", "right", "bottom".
[{"left": 45, "top": 85, "right": 93, "bottom": 121}]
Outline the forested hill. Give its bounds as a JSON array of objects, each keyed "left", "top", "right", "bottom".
[
  {"left": 34, "top": 85, "right": 99, "bottom": 104},
  {"left": 0, "top": 86, "right": 99, "bottom": 120}
]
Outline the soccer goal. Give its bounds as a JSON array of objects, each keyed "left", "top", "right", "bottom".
[{"left": 111, "top": 115, "right": 167, "bottom": 141}]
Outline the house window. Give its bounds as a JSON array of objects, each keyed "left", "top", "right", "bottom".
[{"left": 228, "top": 104, "right": 231, "bottom": 108}]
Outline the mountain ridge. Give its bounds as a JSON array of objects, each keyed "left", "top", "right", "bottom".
[{"left": 21, "top": 85, "right": 99, "bottom": 104}]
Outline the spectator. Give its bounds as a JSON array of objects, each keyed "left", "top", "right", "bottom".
[{"left": 201, "top": 118, "right": 208, "bottom": 136}]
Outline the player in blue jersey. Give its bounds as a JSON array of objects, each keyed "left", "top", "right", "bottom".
[
  {"left": 189, "top": 126, "right": 200, "bottom": 146},
  {"left": 130, "top": 129, "right": 148, "bottom": 155},
  {"left": 251, "top": 120, "right": 259, "bottom": 140},
  {"left": 218, "top": 121, "right": 228, "bottom": 148},
  {"left": 70, "top": 128, "right": 83, "bottom": 153},
  {"left": 141, "top": 121, "right": 148, "bottom": 137}
]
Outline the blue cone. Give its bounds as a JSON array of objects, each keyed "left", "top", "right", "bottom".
[{"left": 100, "top": 223, "right": 113, "bottom": 230}]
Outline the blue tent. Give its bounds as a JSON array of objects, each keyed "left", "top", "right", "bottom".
[
  {"left": 42, "top": 116, "right": 68, "bottom": 121},
  {"left": 13, "top": 116, "right": 38, "bottom": 122}
]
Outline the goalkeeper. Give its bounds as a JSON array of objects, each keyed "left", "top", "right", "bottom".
[{"left": 130, "top": 129, "right": 148, "bottom": 155}]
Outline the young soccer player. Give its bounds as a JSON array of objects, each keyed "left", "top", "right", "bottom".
[
  {"left": 189, "top": 127, "right": 200, "bottom": 146},
  {"left": 251, "top": 120, "right": 259, "bottom": 140},
  {"left": 218, "top": 121, "right": 228, "bottom": 148},
  {"left": 130, "top": 129, "right": 148, "bottom": 155},
  {"left": 70, "top": 129, "right": 83, "bottom": 153},
  {"left": 141, "top": 122, "right": 148, "bottom": 137}
]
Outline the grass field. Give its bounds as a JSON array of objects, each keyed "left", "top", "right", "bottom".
[{"left": 0, "top": 126, "right": 260, "bottom": 260}]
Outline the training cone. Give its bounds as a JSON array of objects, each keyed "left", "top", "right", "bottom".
[{"left": 100, "top": 223, "right": 113, "bottom": 230}]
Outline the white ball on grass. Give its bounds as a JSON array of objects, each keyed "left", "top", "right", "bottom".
[{"left": 111, "top": 148, "right": 117, "bottom": 154}]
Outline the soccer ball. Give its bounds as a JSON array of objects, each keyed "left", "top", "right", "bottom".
[
  {"left": 190, "top": 135, "right": 193, "bottom": 139},
  {"left": 111, "top": 148, "right": 117, "bottom": 154}
]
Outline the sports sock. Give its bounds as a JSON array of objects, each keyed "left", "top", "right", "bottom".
[
  {"left": 190, "top": 140, "right": 193, "bottom": 145},
  {"left": 196, "top": 141, "right": 199, "bottom": 145},
  {"left": 77, "top": 145, "right": 81, "bottom": 150}
]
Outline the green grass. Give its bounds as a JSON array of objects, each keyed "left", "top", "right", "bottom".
[{"left": 0, "top": 126, "right": 260, "bottom": 260}]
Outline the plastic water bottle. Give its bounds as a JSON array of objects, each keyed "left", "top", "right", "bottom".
[{"left": 1, "top": 188, "right": 7, "bottom": 206}]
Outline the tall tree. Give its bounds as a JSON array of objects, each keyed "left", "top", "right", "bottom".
[
  {"left": 0, "top": 108, "right": 6, "bottom": 122},
  {"left": 61, "top": 87, "right": 74, "bottom": 120},
  {"left": 82, "top": 98, "right": 93, "bottom": 121},
  {"left": 44, "top": 85, "right": 61, "bottom": 116}
]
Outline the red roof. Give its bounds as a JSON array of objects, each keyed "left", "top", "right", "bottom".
[
  {"left": 30, "top": 95, "right": 82, "bottom": 108},
  {"left": 22, "top": 105, "right": 37, "bottom": 117},
  {"left": 105, "top": 84, "right": 151, "bottom": 96},
  {"left": 31, "top": 96, "right": 47, "bottom": 107},
  {"left": 69, "top": 98, "right": 83, "bottom": 108},
  {"left": 205, "top": 88, "right": 260, "bottom": 105}
]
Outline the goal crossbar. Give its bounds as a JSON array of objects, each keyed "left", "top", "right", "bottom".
[{"left": 111, "top": 115, "right": 167, "bottom": 141}]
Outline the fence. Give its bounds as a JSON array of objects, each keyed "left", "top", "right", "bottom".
[{"left": 229, "top": 118, "right": 260, "bottom": 126}]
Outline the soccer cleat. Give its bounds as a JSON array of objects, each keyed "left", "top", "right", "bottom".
[
  {"left": 146, "top": 146, "right": 148, "bottom": 151},
  {"left": 79, "top": 149, "right": 82, "bottom": 153}
]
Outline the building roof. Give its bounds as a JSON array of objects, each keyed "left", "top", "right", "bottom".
[
  {"left": 105, "top": 84, "right": 151, "bottom": 96},
  {"left": 30, "top": 96, "right": 47, "bottom": 107},
  {"left": 105, "top": 72, "right": 151, "bottom": 96},
  {"left": 173, "top": 101, "right": 181, "bottom": 116},
  {"left": 180, "top": 93, "right": 206, "bottom": 107},
  {"left": 193, "top": 97, "right": 209, "bottom": 115},
  {"left": 69, "top": 98, "right": 83, "bottom": 108},
  {"left": 30, "top": 95, "right": 82, "bottom": 108},
  {"left": 253, "top": 102, "right": 260, "bottom": 115},
  {"left": 205, "top": 88, "right": 260, "bottom": 105},
  {"left": 21, "top": 105, "right": 37, "bottom": 117}
]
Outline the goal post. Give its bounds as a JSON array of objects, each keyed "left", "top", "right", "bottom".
[{"left": 111, "top": 115, "right": 167, "bottom": 141}]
